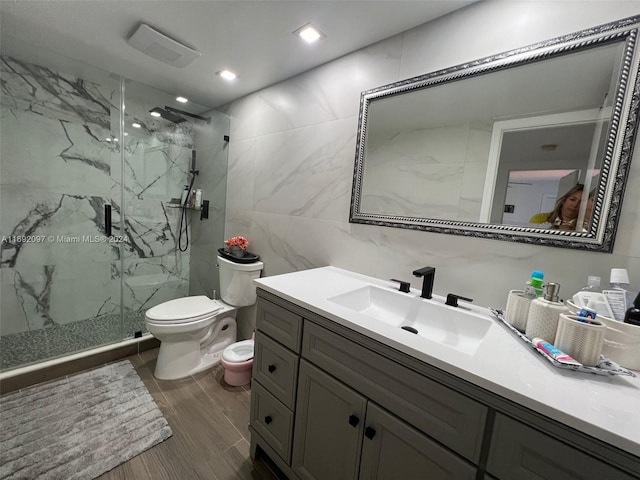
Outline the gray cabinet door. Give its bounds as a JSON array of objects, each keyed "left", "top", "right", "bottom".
[
  {"left": 487, "top": 413, "right": 637, "bottom": 480},
  {"left": 302, "top": 321, "right": 487, "bottom": 462},
  {"left": 292, "top": 360, "right": 367, "bottom": 480},
  {"left": 359, "top": 403, "right": 476, "bottom": 480}
]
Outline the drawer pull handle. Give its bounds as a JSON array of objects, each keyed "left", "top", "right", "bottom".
[
  {"left": 268, "top": 364, "right": 276, "bottom": 373},
  {"left": 348, "top": 415, "right": 360, "bottom": 427},
  {"left": 264, "top": 415, "right": 273, "bottom": 425},
  {"left": 364, "top": 426, "right": 376, "bottom": 439}
]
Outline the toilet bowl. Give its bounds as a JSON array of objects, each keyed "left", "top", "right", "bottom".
[
  {"left": 145, "top": 296, "right": 237, "bottom": 380},
  {"left": 144, "top": 255, "right": 263, "bottom": 380},
  {"left": 220, "top": 339, "right": 254, "bottom": 386}
]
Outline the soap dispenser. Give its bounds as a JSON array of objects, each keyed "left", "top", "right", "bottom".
[{"left": 525, "top": 282, "right": 568, "bottom": 344}]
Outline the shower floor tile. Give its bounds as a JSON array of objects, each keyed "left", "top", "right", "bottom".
[{"left": 0, "top": 311, "right": 147, "bottom": 372}]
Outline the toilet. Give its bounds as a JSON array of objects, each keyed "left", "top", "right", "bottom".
[
  {"left": 220, "top": 338, "right": 254, "bottom": 386},
  {"left": 145, "top": 255, "right": 263, "bottom": 380}
]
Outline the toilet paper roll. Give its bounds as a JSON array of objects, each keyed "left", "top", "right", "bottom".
[
  {"left": 555, "top": 313, "right": 606, "bottom": 366},
  {"left": 505, "top": 290, "right": 532, "bottom": 333}
]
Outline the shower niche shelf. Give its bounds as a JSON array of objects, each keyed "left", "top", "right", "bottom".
[{"left": 166, "top": 200, "right": 209, "bottom": 220}]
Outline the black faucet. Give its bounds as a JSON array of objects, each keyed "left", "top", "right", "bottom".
[
  {"left": 390, "top": 279, "right": 411, "bottom": 293},
  {"left": 412, "top": 266, "right": 435, "bottom": 299},
  {"left": 445, "top": 293, "right": 473, "bottom": 307}
]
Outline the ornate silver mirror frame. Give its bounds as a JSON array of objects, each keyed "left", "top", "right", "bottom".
[{"left": 349, "top": 16, "right": 640, "bottom": 252}]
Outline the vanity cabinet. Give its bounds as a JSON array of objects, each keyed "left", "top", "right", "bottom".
[
  {"left": 292, "top": 359, "right": 475, "bottom": 480},
  {"left": 250, "top": 291, "right": 640, "bottom": 480},
  {"left": 250, "top": 299, "right": 303, "bottom": 466},
  {"left": 292, "top": 360, "right": 366, "bottom": 480},
  {"left": 486, "top": 414, "right": 637, "bottom": 480}
]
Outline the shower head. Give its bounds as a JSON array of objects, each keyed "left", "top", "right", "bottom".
[
  {"left": 149, "top": 107, "right": 186, "bottom": 124},
  {"left": 164, "top": 106, "right": 210, "bottom": 124}
]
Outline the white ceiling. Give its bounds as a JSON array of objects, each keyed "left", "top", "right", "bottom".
[{"left": 0, "top": 0, "right": 475, "bottom": 109}]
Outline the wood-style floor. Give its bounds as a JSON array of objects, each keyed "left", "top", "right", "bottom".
[{"left": 99, "top": 348, "right": 278, "bottom": 480}]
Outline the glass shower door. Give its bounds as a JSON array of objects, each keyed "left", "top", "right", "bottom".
[
  {"left": 0, "top": 46, "right": 123, "bottom": 370},
  {"left": 118, "top": 81, "right": 194, "bottom": 335}
]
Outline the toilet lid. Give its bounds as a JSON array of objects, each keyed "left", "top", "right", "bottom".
[
  {"left": 145, "top": 296, "right": 222, "bottom": 323},
  {"left": 222, "top": 340, "right": 254, "bottom": 362}
]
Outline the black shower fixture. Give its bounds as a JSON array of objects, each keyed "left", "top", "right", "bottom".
[
  {"left": 164, "top": 106, "right": 210, "bottom": 124},
  {"left": 148, "top": 107, "right": 186, "bottom": 124}
]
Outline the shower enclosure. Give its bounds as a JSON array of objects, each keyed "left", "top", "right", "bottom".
[{"left": 0, "top": 40, "right": 229, "bottom": 372}]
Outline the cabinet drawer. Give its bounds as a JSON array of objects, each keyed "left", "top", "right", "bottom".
[
  {"left": 487, "top": 413, "right": 636, "bottom": 480},
  {"left": 250, "top": 380, "right": 294, "bottom": 464},
  {"left": 302, "top": 321, "right": 487, "bottom": 463},
  {"left": 256, "top": 298, "right": 303, "bottom": 353},
  {"left": 254, "top": 331, "right": 299, "bottom": 409}
]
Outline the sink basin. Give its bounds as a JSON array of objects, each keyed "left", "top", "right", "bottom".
[{"left": 328, "top": 285, "right": 492, "bottom": 355}]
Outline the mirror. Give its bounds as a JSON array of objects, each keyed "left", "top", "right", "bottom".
[{"left": 350, "top": 16, "right": 640, "bottom": 252}]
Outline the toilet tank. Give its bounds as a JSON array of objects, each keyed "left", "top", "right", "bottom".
[{"left": 217, "top": 255, "right": 264, "bottom": 307}]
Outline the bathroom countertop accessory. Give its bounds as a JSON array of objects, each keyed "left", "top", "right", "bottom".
[
  {"left": 525, "top": 282, "right": 568, "bottom": 344},
  {"left": 505, "top": 290, "right": 533, "bottom": 332},
  {"left": 217, "top": 247, "right": 260, "bottom": 264},
  {"left": 556, "top": 313, "right": 606, "bottom": 367},
  {"left": 492, "top": 309, "right": 634, "bottom": 377}
]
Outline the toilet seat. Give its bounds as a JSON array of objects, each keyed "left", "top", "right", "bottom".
[
  {"left": 145, "top": 296, "right": 222, "bottom": 324},
  {"left": 222, "top": 339, "right": 254, "bottom": 362}
]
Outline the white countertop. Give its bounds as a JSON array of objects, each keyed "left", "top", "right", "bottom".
[{"left": 255, "top": 266, "right": 640, "bottom": 457}]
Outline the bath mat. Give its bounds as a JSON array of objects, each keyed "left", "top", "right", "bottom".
[{"left": 0, "top": 360, "right": 172, "bottom": 479}]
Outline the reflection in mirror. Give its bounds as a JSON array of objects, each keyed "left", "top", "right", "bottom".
[{"left": 350, "top": 16, "right": 640, "bottom": 252}]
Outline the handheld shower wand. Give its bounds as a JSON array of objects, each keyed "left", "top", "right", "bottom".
[
  {"left": 190, "top": 150, "right": 198, "bottom": 176},
  {"left": 178, "top": 150, "right": 198, "bottom": 252}
]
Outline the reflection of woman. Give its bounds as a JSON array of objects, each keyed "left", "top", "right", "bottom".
[
  {"left": 583, "top": 189, "right": 595, "bottom": 231},
  {"left": 529, "top": 184, "right": 586, "bottom": 231}
]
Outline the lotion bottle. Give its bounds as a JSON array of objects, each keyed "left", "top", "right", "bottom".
[
  {"left": 525, "top": 282, "right": 568, "bottom": 344},
  {"left": 523, "top": 270, "right": 545, "bottom": 298}
]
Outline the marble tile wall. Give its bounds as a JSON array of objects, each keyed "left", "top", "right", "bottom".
[
  {"left": 362, "top": 122, "right": 490, "bottom": 220},
  {"left": 225, "top": 1, "right": 640, "bottom": 336},
  {"left": 0, "top": 56, "right": 195, "bottom": 359}
]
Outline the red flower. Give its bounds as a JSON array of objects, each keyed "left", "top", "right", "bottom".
[{"left": 224, "top": 236, "right": 249, "bottom": 250}]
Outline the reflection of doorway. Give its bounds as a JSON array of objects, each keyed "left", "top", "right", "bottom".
[
  {"left": 502, "top": 169, "right": 580, "bottom": 225},
  {"left": 540, "top": 193, "right": 556, "bottom": 214},
  {"left": 556, "top": 170, "right": 579, "bottom": 205},
  {"left": 481, "top": 109, "right": 605, "bottom": 223}
]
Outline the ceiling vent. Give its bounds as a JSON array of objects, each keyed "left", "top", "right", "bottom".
[{"left": 127, "top": 23, "right": 200, "bottom": 68}]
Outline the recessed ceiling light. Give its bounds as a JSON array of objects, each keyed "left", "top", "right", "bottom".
[
  {"left": 541, "top": 144, "right": 558, "bottom": 151},
  {"left": 132, "top": 122, "right": 141, "bottom": 128},
  {"left": 176, "top": 96, "right": 188, "bottom": 103},
  {"left": 294, "top": 23, "right": 325, "bottom": 44},
  {"left": 150, "top": 111, "right": 161, "bottom": 117},
  {"left": 217, "top": 69, "right": 237, "bottom": 81}
]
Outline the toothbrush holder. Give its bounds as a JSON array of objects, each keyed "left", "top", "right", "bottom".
[
  {"left": 505, "top": 290, "right": 532, "bottom": 332},
  {"left": 555, "top": 314, "right": 606, "bottom": 366}
]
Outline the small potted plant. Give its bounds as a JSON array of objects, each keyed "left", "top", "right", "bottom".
[{"left": 224, "top": 235, "right": 249, "bottom": 257}]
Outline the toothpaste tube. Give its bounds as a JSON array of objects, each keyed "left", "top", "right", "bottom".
[{"left": 532, "top": 337, "right": 582, "bottom": 366}]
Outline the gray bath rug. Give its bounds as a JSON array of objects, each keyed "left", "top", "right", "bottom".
[{"left": 0, "top": 360, "right": 172, "bottom": 479}]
